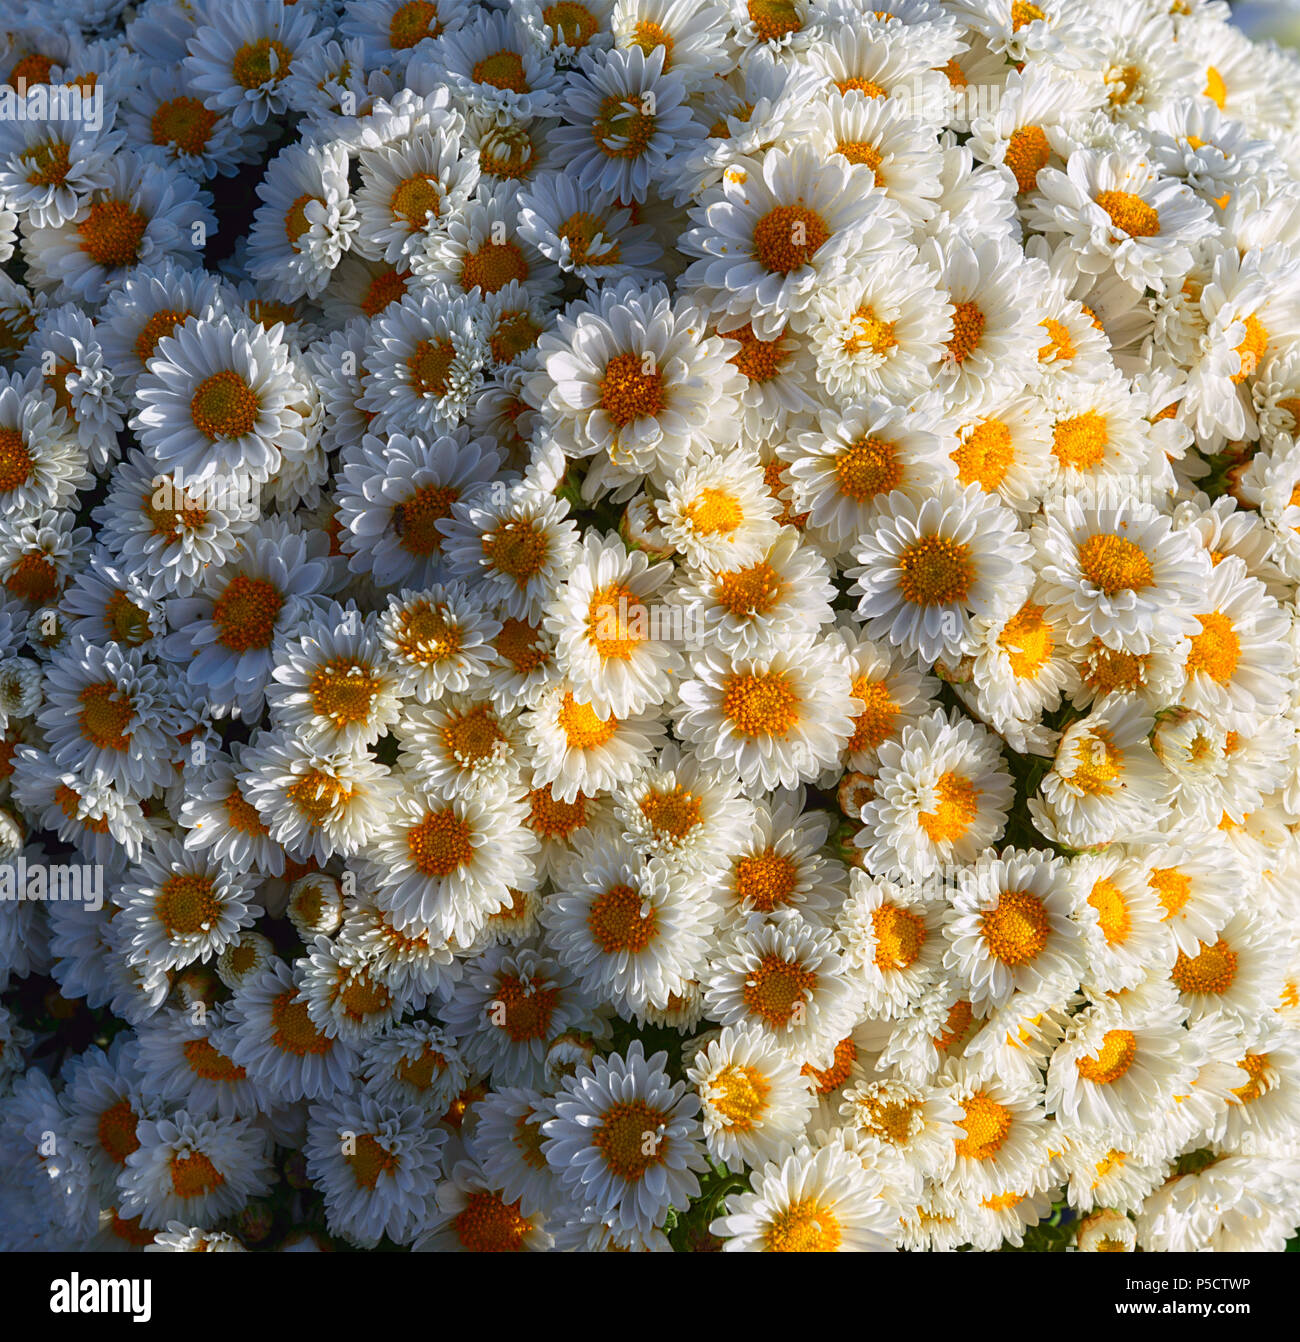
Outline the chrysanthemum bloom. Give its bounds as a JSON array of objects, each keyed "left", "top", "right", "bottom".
[
  {"left": 133, "top": 312, "right": 308, "bottom": 487},
  {"left": 377, "top": 582, "right": 501, "bottom": 704},
  {"left": 542, "top": 1040, "right": 709, "bottom": 1236},
  {"left": 838, "top": 870, "right": 947, "bottom": 1019},
  {"left": 117, "top": 1109, "right": 274, "bottom": 1232},
  {"left": 674, "top": 640, "right": 858, "bottom": 794},
  {"left": 132, "top": 1005, "right": 264, "bottom": 1122},
  {"left": 1076, "top": 1208, "right": 1138, "bottom": 1253},
  {"left": 305, "top": 1093, "right": 446, "bottom": 1247},
  {"left": 0, "top": 368, "right": 89, "bottom": 521},
  {"left": 416, "top": 1156, "right": 554, "bottom": 1252},
  {"left": 858, "top": 708, "right": 1013, "bottom": 882},
  {"left": 1166, "top": 910, "right": 1286, "bottom": 1032},
  {"left": 364, "top": 785, "right": 538, "bottom": 945},
  {"left": 359, "top": 1022, "right": 468, "bottom": 1116},
  {"left": 711, "top": 1137, "right": 899, "bottom": 1252}
]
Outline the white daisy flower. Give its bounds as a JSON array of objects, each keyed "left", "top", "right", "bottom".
[
  {"left": 0, "top": 366, "right": 88, "bottom": 520},
  {"left": 838, "top": 870, "right": 947, "bottom": 1019},
  {"left": 858, "top": 709, "right": 1013, "bottom": 883},
  {"left": 466, "top": 1084, "right": 559, "bottom": 1219},
  {"left": 117, "top": 1109, "right": 273, "bottom": 1233},
  {"left": 550, "top": 44, "right": 702, "bottom": 202},
  {"left": 176, "top": 743, "right": 286, "bottom": 878},
  {"left": 687, "top": 1024, "right": 815, "bottom": 1169},
  {"left": 132, "top": 1005, "right": 264, "bottom": 1122},
  {"left": 394, "top": 694, "right": 524, "bottom": 801},
  {"left": 680, "top": 143, "right": 902, "bottom": 340},
  {"left": 0, "top": 104, "right": 121, "bottom": 228},
  {"left": 714, "top": 313, "right": 819, "bottom": 447},
  {"left": 1069, "top": 849, "right": 1174, "bottom": 994},
  {"left": 335, "top": 891, "right": 464, "bottom": 1003},
  {"left": 710, "top": 1137, "right": 897, "bottom": 1251},
  {"left": 417, "top": 1155, "right": 554, "bottom": 1252},
  {"left": 377, "top": 581, "right": 500, "bottom": 703},
  {"left": 338, "top": 0, "right": 471, "bottom": 72},
  {"left": 543, "top": 826, "right": 716, "bottom": 1011},
  {"left": 541, "top": 1040, "right": 708, "bottom": 1237},
  {"left": 304, "top": 1093, "right": 445, "bottom": 1247},
  {"left": 941, "top": 1061, "right": 1054, "bottom": 1202},
  {"left": 702, "top": 912, "right": 862, "bottom": 1067},
  {"left": 266, "top": 603, "right": 404, "bottom": 752},
  {"left": 1168, "top": 909, "right": 1286, "bottom": 1032},
  {"left": 360, "top": 1022, "right": 467, "bottom": 1115},
  {"left": 673, "top": 638, "right": 858, "bottom": 795},
  {"left": 420, "top": 9, "right": 563, "bottom": 120},
  {"left": 656, "top": 445, "right": 779, "bottom": 573},
  {"left": 969, "top": 592, "right": 1080, "bottom": 735},
  {"left": 22, "top": 150, "right": 214, "bottom": 305},
  {"left": 1135, "top": 838, "right": 1236, "bottom": 959},
  {"left": 183, "top": 0, "right": 327, "bottom": 130}
]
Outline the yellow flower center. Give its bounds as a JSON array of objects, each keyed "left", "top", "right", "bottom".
[
  {"left": 732, "top": 849, "right": 799, "bottom": 912},
  {"left": 752, "top": 204, "right": 830, "bottom": 275},
  {"left": 1052, "top": 410, "right": 1109, "bottom": 469},
  {"left": 1076, "top": 1029, "right": 1138, "bottom": 1085},
  {"left": 190, "top": 370, "right": 259, "bottom": 440},
  {"left": 1076, "top": 533, "right": 1153, "bottom": 594},
  {"left": 406, "top": 808, "right": 474, "bottom": 878},
  {"left": 872, "top": 902, "right": 926, "bottom": 969},
  {"left": 557, "top": 692, "right": 618, "bottom": 749},
  {"left": 1232, "top": 314, "right": 1268, "bottom": 383},
  {"left": 683, "top": 487, "right": 744, "bottom": 536},
  {"left": 460, "top": 239, "right": 528, "bottom": 294},
  {"left": 441, "top": 703, "right": 505, "bottom": 764},
  {"left": 157, "top": 873, "right": 221, "bottom": 935},
  {"left": 526, "top": 784, "right": 588, "bottom": 840},
  {"left": 639, "top": 786, "right": 702, "bottom": 841},
  {"left": 151, "top": 96, "right": 217, "bottom": 155},
  {"left": 593, "top": 95, "right": 656, "bottom": 159},
  {"left": 586, "top": 580, "right": 644, "bottom": 659},
  {"left": 1095, "top": 190, "right": 1160, "bottom": 238},
  {"left": 897, "top": 535, "right": 974, "bottom": 606},
  {"left": 743, "top": 953, "right": 816, "bottom": 1027},
  {"left": 1087, "top": 878, "right": 1131, "bottom": 946},
  {"left": 231, "top": 38, "right": 291, "bottom": 90},
  {"left": 1204, "top": 65, "right": 1226, "bottom": 110},
  {"left": 586, "top": 882, "right": 652, "bottom": 952},
  {"left": 1039, "top": 317, "right": 1076, "bottom": 362},
  {"left": 309, "top": 660, "right": 380, "bottom": 727},
  {"left": 169, "top": 1150, "right": 225, "bottom": 1199},
  {"left": 591, "top": 1099, "right": 669, "bottom": 1182},
  {"left": 710, "top": 1064, "right": 771, "bottom": 1130},
  {"left": 599, "top": 351, "right": 664, "bottom": 427},
  {"left": 726, "top": 321, "right": 790, "bottom": 383},
  {"left": 544, "top": 2, "right": 599, "bottom": 48},
  {"left": 748, "top": 0, "right": 802, "bottom": 41},
  {"left": 998, "top": 602, "right": 1054, "bottom": 679},
  {"left": 954, "top": 1091, "right": 1012, "bottom": 1160},
  {"left": 1148, "top": 866, "right": 1191, "bottom": 919},
  {"left": 1186, "top": 611, "right": 1240, "bottom": 684},
  {"left": 835, "top": 435, "right": 901, "bottom": 501},
  {"left": 390, "top": 173, "right": 441, "bottom": 230},
  {"left": 96, "top": 1099, "right": 140, "bottom": 1164},
  {"left": 1170, "top": 938, "right": 1237, "bottom": 996},
  {"left": 0, "top": 428, "right": 32, "bottom": 492},
  {"left": 722, "top": 670, "right": 800, "bottom": 738},
  {"left": 78, "top": 199, "right": 147, "bottom": 269},
  {"left": 917, "top": 771, "right": 979, "bottom": 844},
  {"left": 472, "top": 49, "right": 527, "bottom": 93},
  {"left": 1011, "top": 1, "right": 1045, "bottom": 29},
  {"left": 946, "top": 300, "right": 986, "bottom": 364},
  {"left": 764, "top": 1199, "right": 841, "bottom": 1252},
  {"left": 1068, "top": 729, "right": 1123, "bottom": 796},
  {"left": 270, "top": 990, "right": 332, "bottom": 1056},
  {"left": 952, "top": 417, "right": 1014, "bottom": 491},
  {"left": 454, "top": 1190, "right": 531, "bottom": 1252},
  {"left": 396, "top": 481, "right": 458, "bottom": 557},
  {"left": 980, "top": 888, "right": 1050, "bottom": 966},
  {"left": 1005, "top": 124, "right": 1051, "bottom": 193},
  {"left": 847, "top": 676, "right": 897, "bottom": 754},
  {"left": 835, "top": 140, "right": 884, "bottom": 185}
]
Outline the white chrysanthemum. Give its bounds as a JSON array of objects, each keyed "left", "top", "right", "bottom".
[
  {"left": 838, "top": 871, "right": 947, "bottom": 1019},
  {"left": 783, "top": 402, "right": 948, "bottom": 556},
  {"left": 0, "top": 366, "right": 88, "bottom": 520},
  {"left": 176, "top": 744, "right": 285, "bottom": 878},
  {"left": 940, "top": 1061, "right": 1055, "bottom": 1202},
  {"left": 358, "top": 288, "right": 490, "bottom": 437},
  {"left": 266, "top": 603, "right": 404, "bottom": 751},
  {"left": 377, "top": 582, "right": 500, "bottom": 703},
  {"left": 542, "top": 1040, "right": 708, "bottom": 1237},
  {"left": 858, "top": 709, "right": 1013, "bottom": 882},
  {"left": 1075, "top": 1208, "right": 1139, "bottom": 1252},
  {"left": 656, "top": 446, "right": 779, "bottom": 572},
  {"left": 246, "top": 140, "right": 358, "bottom": 301},
  {"left": 416, "top": 1155, "right": 554, "bottom": 1252},
  {"left": 1069, "top": 850, "right": 1175, "bottom": 994},
  {"left": 420, "top": 8, "right": 563, "bottom": 120},
  {"left": 394, "top": 694, "right": 524, "bottom": 801},
  {"left": 1134, "top": 839, "right": 1236, "bottom": 960},
  {"left": 674, "top": 639, "right": 858, "bottom": 795},
  {"left": 337, "top": 0, "right": 471, "bottom": 71},
  {"left": 1046, "top": 999, "right": 1194, "bottom": 1136},
  {"left": 21, "top": 151, "right": 214, "bottom": 304},
  {"left": 296, "top": 934, "right": 410, "bottom": 1044},
  {"left": 671, "top": 527, "right": 835, "bottom": 665},
  {"left": 132, "top": 1005, "right": 264, "bottom": 1122},
  {"left": 304, "top": 1093, "right": 445, "bottom": 1248},
  {"left": 115, "top": 833, "right": 260, "bottom": 975},
  {"left": 522, "top": 680, "right": 665, "bottom": 803},
  {"left": 940, "top": 849, "right": 1084, "bottom": 1013},
  {"left": 1033, "top": 698, "right": 1167, "bottom": 849},
  {"left": 1029, "top": 149, "right": 1217, "bottom": 292},
  {"left": 680, "top": 143, "right": 902, "bottom": 340},
  {"left": 702, "top": 913, "right": 862, "bottom": 1067},
  {"left": 225, "top": 956, "right": 359, "bottom": 1102},
  {"left": 0, "top": 104, "right": 122, "bottom": 229},
  {"left": 516, "top": 171, "right": 661, "bottom": 289},
  {"left": 543, "top": 826, "right": 715, "bottom": 1011},
  {"left": 549, "top": 44, "right": 701, "bottom": 202},
  {"left": 1033, "top": 496, "right": 1206, "bottom": 655},
  {"left": 335, "top": 892, "right": 464, "bottom": 1003},
  {"left": 132, "top": 312, "right": 306, "bottom": 487},
  {"left": 467, "top": 1085, "right": 559, "bottom": 1219},
  {"left": 183, "top": 0, "right": 326, "bottom": 129},
  {"left": 364, "top": 784, "right": 538, "bottom": 944},
  {"left": 1168, "top": 910, "right": 1286, "bottom": 1032},
  {"left": 360, "top": 1022, "right": 467, "bottom": 1115},
  {"left": 117, "top": 1109, "right": 273, "bottom": 1233},
  {"left": 686, "top": 1024, "right": 814, "bottom": 1169},
  {"left": 849, "top": 483, "right": 1032, "bottom": 666},
  {"left": 711, "top": 1137, "right": 898, "bottom": 1252}
]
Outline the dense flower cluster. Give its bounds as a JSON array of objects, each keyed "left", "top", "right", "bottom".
[{"left": 0, "top": 0, "right": 1298, "bottom": 1255}]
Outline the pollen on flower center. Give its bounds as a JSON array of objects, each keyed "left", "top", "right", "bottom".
[
  {"left": 592, "top": 1099, "right": 669, "bottom": 1181},
  {"left": 286, "top": 769, "right": 352, "bottom": 825},
  {"left": 441, "top": 703, "right": 504, "bottom": 764},
  {"left": 946, "top": 300, "right": 986, "bottom": 364},
  {"left": 0, "top": 428, "right": 33, "bottom": 492},
  {"left": 1076, "top": 1028, "right": 1138, "bottom": 1084},
  {"left": 1171, "top": 938, "right": 1238, "bottom": 995},
  {"left": 847, "top": 676, "right": 898, "bottom": 753},
  {"left": 270, "top": 990, "right": 333, "bottom": 1056},
  {"left": 1039, "top": 317, "right": 1076, "bottom": 362},
  {"left": 284, "top": 192, "right": 322, "bottom": 249},
  {"left": 640, "top": 786, "right": 702, "bottom": 841},
  {"left": 390, "top": 174, "right": 442, "bottom": 229},
  {"left": 1052, "top": 410, "right": 1109, "bottom": 469},
  {"left": 593, "top": 95, "right": 656, "bottom": 160},
  {"left": 872, "top": 902, "right": 926, "bottom": 969},
  {"left": 455, "top": 1190, "right": 530, "bottom": 1251},
  {"left": 802, "top": 1037, "right": 857, "bottom": 1093},
  {"left": 726, "top": 321, "right": 790, "bottom": 383},
  {"left": 348, "top": 1133, "right": 398, "bottom": 1190},
  {"left": 1148, "top": 866, "right": 1192, "bottom": 919},
  {"left": 842, "top": 303, "right": 896, "bottom": 355},
  {"left": 732, "top": 849, "right": 799, "bottom": 912},
  {"left": 1232, "top": 314, "right": 1268, "bottom": 382},
  {"left": 78, "top": 199, "right": 147, "bottom": 269},
  {"left": 473, "top": 49, "right": 527, "bottom": 93},
  {"left": 1011, "top": 1, "right": 1045, "bottom": 29},
  {"left": 588, "top": 882, "right": 657, "bottom": 952},
  {"left": 683, "top": 487, "right": 744, "bottom": 536},
  {"left": 558, "top": 210, "right": 618, "bottom": 267},
  {"left": 23, "top": 139, "right": 71, "bottom": 187},
  {"left": 1095, "top": 190, "right": 1160, "bottom": 238},
  {"left": 397, "top": 600, "right": 461, "bottom": 664},
  {"left": 587, "top": 580, "right": 645, "bottom": 658},
  {"left": 836, "top": 140, "right": 884, "bottom": 184},
  {"left": 711, "top": 1064, "right": 771, "bottom": 1129},
  {"left": 1186, "top": 611, "right": 1240, "bottom": 683},
  {"left": 748, "top": 0, "right": 802, "bottom": 42},
  {"left": 395, "top": 481, "right": 459, "bottom": 556},
  {"left": 599, "top": 351, "right": 665, "bottom": 427},
  {"left": 544, "top": 2, "right": 599, "bottom": 48},
  {"left": 406, "top": 807, "right": 474, "bottom": 877},
  {"left": 232, "top": 38, "right": 291, "bottom": 90},
  {"left": 752, "top": 204, "right": 830, "bottom": 275},
  {"left": 461, "top": 240, "right": 528, "bottom": 293},
  {"left": 1076, "top": 532, "right": 1153, "bottom": 594},
  {"left": 407, "top": 337, "right": 456, "bottom": 398},
  {"left": 1068, "top": 730, "right": 1123, "bottom": 796},
  {"left": 389, "top": 0, "right": 442, "bottom": 49},
  {"left": 763, "top": 1198, "right": 841, "bottom": 1252},
  {"left": 134, "top": 308, "right": 192, "bottom": 366},
  {"left": 212, "top": 573, "right": 284, "bottom": 652},
  {"left": 181, "top": 1037, "right": 246, "bottom": 1083},
  {"left": 980, "top": 887, "right": 1050, "bottom": 966},
  {"left": 834, "top": 76, "right": 887, "bottom": 97},
  {"left": 998, "top": 602, "right": 1054, "bottom": 679},
  {"left": 743, "top": 953, "right": 816, "bottom": 1027},
  {"left": 917, "top": 770, "right": 979, "bottom": 843},
  {"left": 953, "top": 418, "right": 1014, "bottom": 491},
  {"left": 190, "top": 370, "right": 260, "bottom": 440},
  {"left": 896, "top": 535, "right": 974, "bottom": 606},
  {"left": 494, "top": 974, "right": 560, "bottom": 1041},
  {"left": 954, "top": 1091, "right": 1012, "bottom": 1160},
  {"left": 169, "top": 1150, "right": 225, "bottom": 1199},
  {"left": 151, "top": 97, "right": 217, "bottom": 155},
  {"left": 361, "top": 267, "right": 409, "bottom": 317},
  {"left": 557, "top": 692, "right": 618, "bottom": 749},
  {"left": 309, "top": 660, "right": 380, "bottom": 726},
  {"left": 835, "top": 435, "right": 901, "bottom": 501},
  {"left": 77, "top": 682, "right": 134, "bottom": 750},
  {"left": 1005, "top": 124, "right": 1051, "bottom": 193},
  {"left": 1087, "top": 877, "right": 1132, "bottom": 946},
  {"left": 96, "top": 1099, "right": 140, "bottom": 1164},
  {"left": 722, "top": 670, "right": 800, "bottom": 739},
  {"left": 157, "top": 872, "right": 221, "bottom": 935},
  {"left": 526, "top": 784, "right": 588, "bottom": 839}
]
